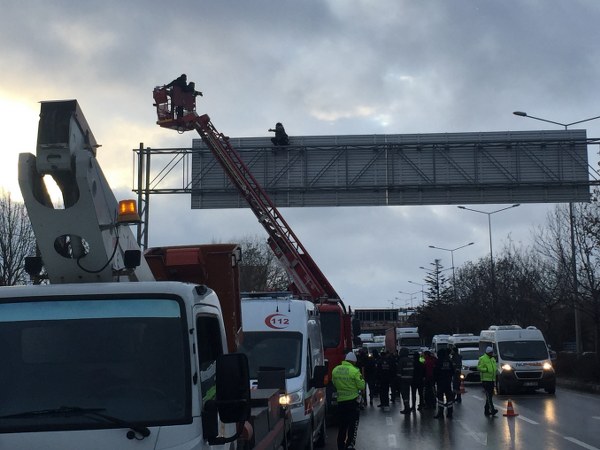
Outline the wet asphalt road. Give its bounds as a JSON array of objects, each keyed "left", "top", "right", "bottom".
[{"left": 321, "top": 384, "right": 600, "bottom": 450}]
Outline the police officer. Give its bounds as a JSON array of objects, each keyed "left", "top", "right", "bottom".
[
  {"left": 433, "top": 348, "right": 455, "bottom": 419},
  {"left": 478, "top": 346, "right": 498, "bottom": 416},
  {"left": 332, "top": 352, "right": 365, "bottom": 450}
]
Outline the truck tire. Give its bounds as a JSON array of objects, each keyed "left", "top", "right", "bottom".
[{"left": 314, "top": 416, "right": 326, "bottom": 448}]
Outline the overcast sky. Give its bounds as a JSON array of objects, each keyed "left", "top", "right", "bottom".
[{"left": 1, "top": 1, "right": 599, "bottom": 310}]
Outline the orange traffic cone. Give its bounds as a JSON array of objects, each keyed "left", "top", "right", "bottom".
[
  {"left": 503, "top": 399, "right": 519, "bottom": 417},
  {"left": 459, "top": 379, "right": 467, "bottom": 394}
]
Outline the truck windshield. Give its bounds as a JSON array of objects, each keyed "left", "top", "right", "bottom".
[
  {"left": 400, "top": 337, "right": 421, "bottom": 347},
  {"left": 0, "top": 298, "right": 189, "bottom": 432},
  {"left": 238, "top": 331, "right": 303, "bottom": 379},
  {"left": 498, "top": 340, "right": 549, "bottom": 361},
  {"left": 319, "top": 311, "right": 341, "bottom": 349}
]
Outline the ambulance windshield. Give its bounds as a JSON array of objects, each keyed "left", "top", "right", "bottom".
[
  {"left": 498, "top": 340, "right": 549, "bottom": 361},
  {"left": 239, "top": 331, "right": 303, "bottom": 379}
]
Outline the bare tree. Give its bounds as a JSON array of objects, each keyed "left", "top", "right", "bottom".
[
  {"left": 0, "top": 191, "right": 37, "bottom": 286},
  {"left": 237, "top": 235, "right": 290, "bottom": 293}
]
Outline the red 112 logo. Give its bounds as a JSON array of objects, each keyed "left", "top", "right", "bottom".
[{"left": 265, "top": 313, "right": 289, "bottom": 329}]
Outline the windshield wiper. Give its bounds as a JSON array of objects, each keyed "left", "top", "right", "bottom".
[{"left": 0, "top": 406, "right": 150, "bottom": 439}]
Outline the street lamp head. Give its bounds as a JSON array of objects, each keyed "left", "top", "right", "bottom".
[
  {"left": 428, "top": 245, "right": 435, "bottom": 249},
  {"left": 457, "top": 206, "right": 466, "bottom": 210},
  {"left": 513, "top": 111, "right": 527, "bottom": 117}
]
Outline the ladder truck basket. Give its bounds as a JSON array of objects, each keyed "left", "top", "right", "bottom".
[{"left": 153, "top": 86, "right": 197, "bottom": 132}]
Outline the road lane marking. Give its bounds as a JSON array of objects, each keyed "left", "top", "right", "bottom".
[
  {"left": 592, "top": 416, "right": 600, "bottom": 420},
  {"left": 387, "top": 434, "right": 398, "bottom": 448},
  {"left": 517, "top": 415, "right": 538, "bottom": 425},
  {"left": 455, "top": 419, "right": 488, "bottom": 446},
  {"left": 564, "top": 437, "right": 600, "bottom": 450},
  {"left": 386, "top": 417, "right": 394, "bottom": 426},
  {"left": 472, "top": 395, "right": 484, "bottom": 400}
]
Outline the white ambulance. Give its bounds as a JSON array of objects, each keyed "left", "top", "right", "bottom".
[
  {"left": 479, "top": 325, "right": 556, "bottom": 395},
  {"left": 239, "top": 295, "right": 327, "bottom": 449}
]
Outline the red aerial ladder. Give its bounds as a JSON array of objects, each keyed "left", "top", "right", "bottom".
[{"left": 153, "top": 85, "right": 353, "bottom": 403}]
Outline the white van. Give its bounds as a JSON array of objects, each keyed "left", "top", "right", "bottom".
[
  {"left": 479, "top": 325, "right": 556, "bottom": 395},
  {"left": 448, "top": 333, "right": 480, "bottom": 350},
  {"left": 239, "top": 296, "right": 327, "bottom": 449}
]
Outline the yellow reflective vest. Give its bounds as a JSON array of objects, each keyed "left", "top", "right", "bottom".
[
  {"left": 477, "top": 353, "right": 497, "bottom": 382},
  {"left": 332, "top": 361, "right": 366, "bottom": 402}
]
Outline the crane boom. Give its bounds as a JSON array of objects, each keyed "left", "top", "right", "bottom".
[{"left": 153, "top": 87, "right": 343, "bottom": 307}]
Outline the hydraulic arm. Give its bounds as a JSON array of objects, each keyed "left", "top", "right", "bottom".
[{"left": 19, "top": 100, "right": 154, "bottom": 283}]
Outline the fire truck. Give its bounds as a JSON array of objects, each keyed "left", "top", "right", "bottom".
[
  {"left": 153, "top": 84, "right": 353, "bottom": 410},
  {"left": 0, "top": 100, "right": 291, "bottom": 449}
]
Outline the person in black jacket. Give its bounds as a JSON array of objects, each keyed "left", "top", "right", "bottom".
[
  {"left": 269, "top": 122, "right": 290, "bottom": 146},
  {"left": 363, "top": 349, "right": 378, "bottom": 406},
  {"left": 433, "top": 348, "right": 456, "bottom": 419},
  {"left": 397, "top": 347, "right": 414, "bottom": 414},
  {"left": 376, "top": 350, "right": 396, "bottom": 411},
  {"left": 411, "top": 352, "right": 425, "bottom": 411}
]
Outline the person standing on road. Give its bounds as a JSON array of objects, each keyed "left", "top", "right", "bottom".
[
  {"left": 397, "top": 347, "right": 414, "bottom": 414},
  {"left": 376, "top": 350, "right": 396, "bottom": 411},
  {"left": 450, "top": 346, "right": 463, "bottom": 403},
  {"left": 363, "top": 349, "right": 378, "bottom": 406},
  {"left": 478, "top": 346, "right": 498, "bottom": 417},
  {"left": 411, "top": 351, "right": 425, "bottom": 411},
  {"left": 433, "top": 348, "right": 456, "bottom": 419},
  {"left": 332, "top": 351, "right": 366, "bottom": 450},
  {"left": 423, "top": 350, "right": 437, "bottom": 409}
]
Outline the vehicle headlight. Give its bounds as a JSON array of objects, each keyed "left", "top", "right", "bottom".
[
  {"left": 501, "top": 364, "right": 513, "bottom": 371},
  {"left": 543, "top": 362, "right": 553, "bottom": 371},
  {"left": 280, "top": 389, "right": 303, "bottom": 408}
]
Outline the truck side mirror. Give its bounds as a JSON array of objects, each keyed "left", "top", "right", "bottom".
[
  {"left": 203, "top": 353, "right": 251, "bottom": 446},
  {"left": 311, "top": 365, "right": 327, "bottom": 389},
  {"left": 216, "top": 353, "right": 251, "bottom": 423}
]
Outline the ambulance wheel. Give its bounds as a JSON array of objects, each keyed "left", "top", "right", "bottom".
[{"left": 496, "top": 380, "right": 508, "bottom": 396}]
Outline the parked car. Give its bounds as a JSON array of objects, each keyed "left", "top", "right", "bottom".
[{"left": 458, "top": 347, "right": 482, "bottom": 382}]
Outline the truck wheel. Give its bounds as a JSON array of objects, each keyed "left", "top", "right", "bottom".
[{"left": 314, "top": 417, "right": 326, "bottom": 448}]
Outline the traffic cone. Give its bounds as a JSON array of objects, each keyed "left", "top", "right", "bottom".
[
  {"left": 459, "top": 379, "right": 467, "bottom": 394},
  {"left": 503, "top": 399, "right": 519, "bottom": 417}
]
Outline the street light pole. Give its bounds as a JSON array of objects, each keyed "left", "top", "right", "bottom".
[
  {"left": 428, "top": 242, "right": 475, "bottom": 304},
  {"left": 512, "top": 110, "right": 600, "bottom": 355},
  {"left": 408, "top": 280, "right": 426, "bottom": 304},
  {"left": 398, "top": 290, "right": 419, "bottom": 309},
  {"left": 457, "top": 204, "right": 520, "bottom": 315}
]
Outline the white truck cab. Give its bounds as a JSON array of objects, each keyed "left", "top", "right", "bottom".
[
  {"left": 479, "top": 325, "right": 556, "bottom": 395},
  {"left": 239, "top": 296, "right": 327, "bottom": 449},
  {"left": 448, "top": 333, "right": 480, "bottom": 350},
  {"left": 0, "top": 282, "right": 251, "bottom": 449},
  {"left": 430, "top": 334, "right": 451, "bottom": 355}
]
